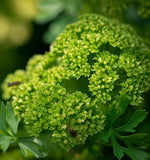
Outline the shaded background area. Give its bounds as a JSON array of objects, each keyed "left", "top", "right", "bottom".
[
  {"left": 0, "top": 21, "right": 49, "bottom": 99},
  {"left": 0, "top": 0, "right": 150, "bottom": 159}
]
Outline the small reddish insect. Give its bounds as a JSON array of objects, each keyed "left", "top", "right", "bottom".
[
  {"left": 8, "top": 81, "right": 22, "bottom": 87},
  {"left": 67, "top": 125, "right": 77, "bottom": 137}
]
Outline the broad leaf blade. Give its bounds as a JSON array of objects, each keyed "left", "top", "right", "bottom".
[
  {"left": 0, "top": 102, "right": 7, "bottom": 134},
  {"left": 121, "top": 133, "right": 148, "bottom": 146},
  {"left": 18, "top": 137, "right": 45, "bottom": 158},
  {"left": 111, "top": 134, "right": 124, "bottom": 160},
  {"left": 99, "top": 127, "right": 110, "bottom": 142},
  {"left": 19, "top": 137, "right": 43, "bottom": 146},
  {"left": 116, "top": 96, "right": 130, "bottom": 119},
  {"left": 108, "top": 95, "right": 130, "bottom": 125},
  {"left": 35, "top": 0, "right": 65, "bottom": 23},
  {"left": 124, "top": 146, "right": 150, "bottom": 160},
  {"left": 0, "top": 134, "right": 13, "bottom": 152},
  {"left": 115, "top": 110, "right": 148, "bottom": 132},
  {"left": 6, "top": 102, "right": 19, "bottom": 135},
  {"left": 18, "top": 143, "right": 28, "bottom": 157}
]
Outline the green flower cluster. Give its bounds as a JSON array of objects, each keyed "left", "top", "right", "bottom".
[
  {"left": 24, "top": 83, "right": 105, "bottom": 150},
  {"left": 1, "top": 70, "right": 27, "bottom": 100},
  {"left": 1, "top": 14, "right": 150, "bottom": 150}
]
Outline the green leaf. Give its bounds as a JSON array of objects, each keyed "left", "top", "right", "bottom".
[
  {"left": 18, "top": 143, "right": 28, "bottom": 157},
  {"left": 115, "top": 110, "right": 148, "bottom": 132},
  {"left": 0, "top": 134, "right": 13, "bottom": 152},
  {"left": 37, "top": 0, "right": 63, "bottom": 10},
  {"left": 121, "top": 133, "right": 148, "bottom": 146},
  {"left": 35, "top": 0, "right": 65, "bottom": 23},
  {"left": 116, "top": 96, "right": 130, "bottom": 119},
  {"left": 124, "top": 146, "right": 150, "bottom": 160},
  {"left": 0, "top": 102, "right": 7, "bottom": 134},
  {"left": 108, "top": 95, "right": 130, "bottom": 125},
  {"left": 86, "top": 143, "right": 102, "bottom": 158},
  {"left": 98, "top": 127, "right": 110, "bottom": 142},
  {"left": 111, "top": 134, "right": 124, "bottom": 160},
  {"left": 18, "top": 137, "right": 45, "bottom": 158},
  {"left": 6, "top": 102, "right": 19, "bottom": 135},
  {"left": 43, "top": 14, "right": 77, "bottom": 43}
]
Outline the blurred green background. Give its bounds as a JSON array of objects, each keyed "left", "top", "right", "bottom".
[{"left": 0, "top": 0, "right": 150, "bottom": 159}]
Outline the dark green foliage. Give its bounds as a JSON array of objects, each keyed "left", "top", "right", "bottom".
[{"left": 99, "top": 96, "right": 150, "bottom": 160}]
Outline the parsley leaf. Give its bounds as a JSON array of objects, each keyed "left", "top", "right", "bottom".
[
  {"left": 98, "top": 95, "right": 149, "bottom": 160},
  {"left": 115, "top": 109, "right": 148, "bottom": 132},
  {"left": 0, "top": 101, "right": 46, "bottom": 158}
]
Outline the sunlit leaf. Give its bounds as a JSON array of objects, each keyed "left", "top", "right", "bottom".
[
  {"left": 0, "top": 102, "right": 7, "bottom": 134},
  {"left": 6, "top": 102, "right": 19, "bottom": 135},
  {"left": 18, "top": 137, "right": 46, "bottom": 158},
  {"left": 35, "top": 0, "right": 65, "bottom": 23},
  {"left": 18, "top": 143, "right": 28, "bottom": 157},
  {"left": 0, "top": 134, "right": 13, "bottom": 152}
]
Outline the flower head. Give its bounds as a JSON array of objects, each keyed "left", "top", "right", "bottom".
[{"left": 2, "top": 14, "right": 150, "bottom": 150}]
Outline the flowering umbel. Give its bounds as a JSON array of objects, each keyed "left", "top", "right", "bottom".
[{"left": 2, "top": 14, "right": 150, "bottom": 150}]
